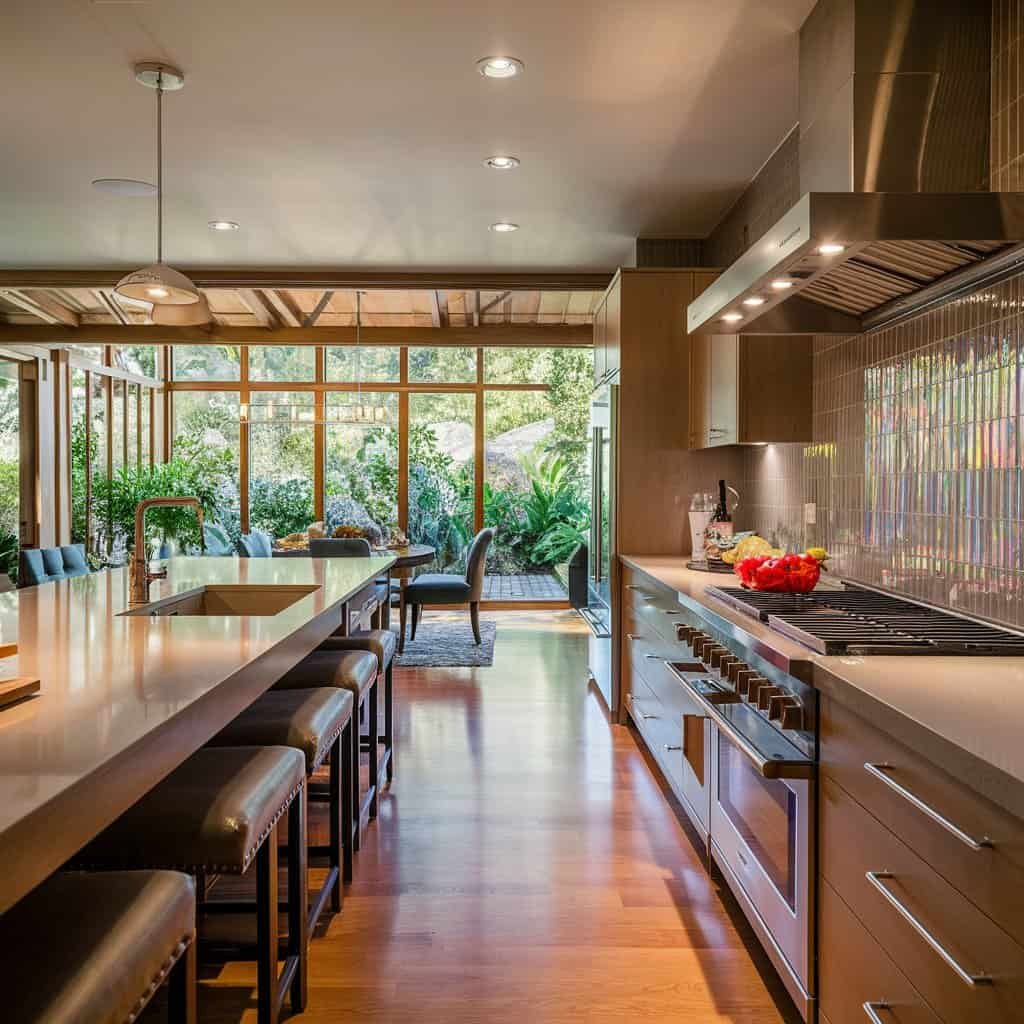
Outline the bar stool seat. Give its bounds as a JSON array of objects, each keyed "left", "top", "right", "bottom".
[
  {"left": 1, "top": 869, "right": 196, "bottom": 1024},
  {"left": 320, "top": 630, "right": 397, "bottom": 790},
  {"left": 77, "top": 747, "right": 307, "bottom": 1024},
  {"left": 274, "top": 649, "right": 377, "bottom": 696},
  {"left": 274, "top": 649, "right": 379, "bottom": 847},
  {"left": 206, "top": 689, "right": 355, "bottom": 922}
]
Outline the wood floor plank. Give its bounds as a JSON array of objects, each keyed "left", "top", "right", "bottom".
[{"left": 147, "top": 610, "right": 800, "bottom": 1022}]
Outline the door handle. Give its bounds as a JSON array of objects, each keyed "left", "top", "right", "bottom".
[{"left": 862, "top": 1004, "right": 888, "bottom": 1024}]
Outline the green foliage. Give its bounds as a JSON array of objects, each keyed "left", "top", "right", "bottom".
[
  {"left": 249, "top": 478, "right": 315, "bottom": 537},
  {"left": 0, "top": 459, "right": 19, "bottom": 538},
  {"left": 407, "top": 424, "right": 472, "bottom": 570},
  {"left": 0, "top": 530, "right": 17, "bottom": 584},
  {"left": 544, "top": 348, "right": 593, "bottom": 473}
]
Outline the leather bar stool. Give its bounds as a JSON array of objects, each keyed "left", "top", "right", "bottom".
[
  {"left": 206, "top": 688, "right": 355, "bottom": 925},
  {"left": 1, "top": 869, "right": 196, "bottom": 1023},
  {"left": 274, "top": 649, "right": 378, "bottom": 847},
  {"left": 76, "top": 747, "right": 307, "bottom": 1024},
  {"left": 320, "top": 628, "right": 397, "bottom": 795}
]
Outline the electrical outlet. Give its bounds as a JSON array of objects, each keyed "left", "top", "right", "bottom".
[{"left": 803, "top": 502, "right": 816, "bottom": 525}]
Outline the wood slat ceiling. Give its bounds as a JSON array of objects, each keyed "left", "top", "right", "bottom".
[{"left": 0, "top": 287, "right": 603, "bottom": 329}]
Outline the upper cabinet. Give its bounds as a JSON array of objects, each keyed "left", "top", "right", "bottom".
[
  {"left": 688, "top": 274, "right": 813, "bottom": 449},
  {"left": 592, "top": 274, "right": 621, "bottom": 386}
]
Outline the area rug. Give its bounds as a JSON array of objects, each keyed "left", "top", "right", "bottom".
[{"left": 393, "top": 620, "right": 496, "bottom": 668}]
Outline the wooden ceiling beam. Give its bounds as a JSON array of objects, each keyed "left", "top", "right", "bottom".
[
  {"left": 430, "top": 290, "right": 449, "bottom": 328},
  {"left": 0, "top": 269, "right": 614, "bottom": 291},
  {"left": 469, "top": 290, "right": 480, "bottom": 327},
  {"left": 480, "top": 290, "right": 511, "bottom": 316},
  {"left": 0, "top": 289, "right": 80, "bottom": 327},
  {"left": 262, "top": 289, "right": 302, "bottom": 327},
  {"left": 93, "top": 289, "right": 130, "bottom": 325},
  {"left": 303, "top": 290, "right": 334, "bottom": 328},
  {"left": 0, "top": 324, "right": 592, "bottom": 347},
  {"left": 237, "top": 288, "right": 279, "bottom": 328}
]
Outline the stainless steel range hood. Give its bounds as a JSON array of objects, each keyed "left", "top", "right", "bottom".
[
  {"left": 688, "top": 0, "right": 1023, "bottom": 336},
  {"left": 687, "top": 192, "right": 1024, "bottom": 335}
]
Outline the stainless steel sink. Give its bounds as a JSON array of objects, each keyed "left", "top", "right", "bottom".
[{"left": 120, "top": 583, "right": 320, "bottom": 617}]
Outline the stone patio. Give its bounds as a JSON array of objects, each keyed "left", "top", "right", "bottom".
[{"left": 482, "top": 572, "right": 567, "bottom": 602}]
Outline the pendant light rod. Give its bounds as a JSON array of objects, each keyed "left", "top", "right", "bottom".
[{"left": 156, "top": 74, "right": 163, "bottom": 263}]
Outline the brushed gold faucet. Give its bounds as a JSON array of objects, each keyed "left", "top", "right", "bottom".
[{"left": 129, "top": 497, "right": 204, "bottom": 606}]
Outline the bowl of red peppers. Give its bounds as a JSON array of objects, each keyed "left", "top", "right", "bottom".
[{"left": 734, "top": 552, "right": 822, "bottom": 593}]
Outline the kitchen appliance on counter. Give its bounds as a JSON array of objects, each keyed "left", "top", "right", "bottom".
[{"left": 582, "top": 379, "right": 618, "bottom": 709}]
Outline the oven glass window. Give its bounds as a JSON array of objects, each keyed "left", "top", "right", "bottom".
[{"left": 718, "top": 739, "right": 797, "bottom": 910}]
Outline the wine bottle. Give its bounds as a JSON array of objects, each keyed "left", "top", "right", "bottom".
[{"left": 713, "top": 479, "right": 732, "bottom": 524}]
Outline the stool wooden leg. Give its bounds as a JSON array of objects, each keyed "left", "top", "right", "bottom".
[
  {"left": 368, "top": 679, "right": 380, "bottom": 819},
  {"left": 384, "top": 662, "right": 394, "bottom": 784},
  {"left": 352, "top": 693, "right": 363, "bottom": 852},
  {"left": 288, "top": 787, "right": 309, "bottom": 1014},
  {"left": 256, "top": 832, "right": 279, "bottom": 1024},
  {"left": 340, "top": 720, "right": 354, "bottom": 885},
  {"left": 167, "top": 935, "right": 196, "bottom": 1024}
]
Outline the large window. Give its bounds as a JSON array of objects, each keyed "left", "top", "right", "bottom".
[
  {"left": 0, "top": 361, "right": 20, "bottom": 583},
  {"left": 164, "top": 344, "right": 593, "bottom": 601},
  {"left": 248, "top": 392, "right": 315, "bottom": 536}
]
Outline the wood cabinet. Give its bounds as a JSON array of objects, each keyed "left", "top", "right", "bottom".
[
  {"left": 591, "top": 274, "right": 620, "bottom": 386},
  {"left": 687, "top": 274, "right": 813, "bottom": 448},
  {"left": 819, "top": 694, "right": 1024, "bottom": 1022}
]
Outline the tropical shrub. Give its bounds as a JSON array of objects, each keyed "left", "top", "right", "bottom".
[{"left": 248, "top": 477, "right": 314, "bottom": 538}]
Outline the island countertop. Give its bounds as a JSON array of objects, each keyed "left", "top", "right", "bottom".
[
  {"left": 0, "top": 554, "right": 394, "bottom": 914},
  {"left": 621, "top": 554, "right": 1024, "bottom": 819}
]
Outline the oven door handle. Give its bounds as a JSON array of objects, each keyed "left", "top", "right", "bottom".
[{"left": 666, "top": 662, "right": 813, "bottom": 780}]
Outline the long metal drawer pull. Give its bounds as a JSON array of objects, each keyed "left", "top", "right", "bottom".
[
  {"left": 862, "top": 1003, "right": 889, "bottom": 1024},
  {"left": 665, "top": 662, "right": 811, "bottom": 780},
  {"left": 864, "top": 763, "right": 993, "bottom": 851},
  {"left": 664, "top": 744, "right": 682, "bottom": 751},
  {"left": 865, "top": 871, "right": 989, "bottom": 987}
]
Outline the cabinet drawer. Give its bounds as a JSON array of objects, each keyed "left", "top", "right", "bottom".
[
  {"left": 821, "top": 693, "right": 1024, "bottom": 946},
  {"left": 627, "top": 690, "right": 685, "bottom": 792},
  {"left": 625, "top": 588, "right": 686, "bottom": 647},
  {"left": 822, "top": 774, "right": 1024, "bottom": 1022},
  {"left": 623, "top": 607, "right": 680, "bottom": 661},
  {"left": 820, "top": 878, "right": 942, "bottom": 1024}
]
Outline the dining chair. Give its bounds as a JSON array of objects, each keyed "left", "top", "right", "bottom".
[
  {"left": 403, "top": 528, "right": 494, "bottom": 646},
  {"left": 236, "top": 531, "right": 274, "bottom": 558},
  {"left": 309, "top": 538, "right": 372, "bottom": 557}
]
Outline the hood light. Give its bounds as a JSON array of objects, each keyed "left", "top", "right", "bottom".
[
  {"left": 742, "top": 296, "right": 765, "bottom": 307},
  {"left": 721, "top": 312, "right": 743, "bottom": 323},
  {"left": 771, "top": 279, "right": 794, "bottom": 290},
  {"left": 817, "top": 243, "right": 846, "bottom": 255}
]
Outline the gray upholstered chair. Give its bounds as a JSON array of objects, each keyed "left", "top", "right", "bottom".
[
  {"left": 236, "top": 531, "right": 273, "bottom": 558},
  {"left": 309, "top": 537, "right": 372, "bottom": 558},
  {"left": 402, "top": 527, "right": 494, "bottom": 648}
]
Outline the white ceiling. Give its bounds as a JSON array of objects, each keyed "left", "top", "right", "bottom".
[{"left": 0, "top": 0, "right": 814, "bottom": 270}]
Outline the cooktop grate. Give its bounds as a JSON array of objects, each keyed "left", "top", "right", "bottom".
[{"left": 705, "top": 585, "right": 1024, "bottom": 656}]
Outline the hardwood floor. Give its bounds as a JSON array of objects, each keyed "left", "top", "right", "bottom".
[{"left": 174, "top": 610, "right": 800, "bottom": 1022}]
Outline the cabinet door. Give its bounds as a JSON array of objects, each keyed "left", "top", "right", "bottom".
[
  {"left": 707, "top": 334, "right": 738, "bottom": 446},
  {"left": 604, "top": 279, "right": 621, "bottom": 378},
  {"left": 593, "top": 299, "right": 607, "bottom": 385},
  {"left": 688, "top": 333, "right": 711, "bottom": 449}
]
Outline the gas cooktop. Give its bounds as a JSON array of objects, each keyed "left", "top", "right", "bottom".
[{"left": 705, "top": 584, "right": 1024, "bottom": 656}]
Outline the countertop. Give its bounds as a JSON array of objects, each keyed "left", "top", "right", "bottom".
[
  {"left": 621, "top": 555, "right": 1024, "bottom": 819},
  {"left": 0, "top": 554, "right": 394, "bottom": 913}
]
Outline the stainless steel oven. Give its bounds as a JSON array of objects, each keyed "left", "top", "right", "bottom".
[{"left": 666, "top": 642, "right": 816, "bottom": 1020}]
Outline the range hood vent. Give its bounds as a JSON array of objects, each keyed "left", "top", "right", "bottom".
[
  {"left": 687, "top": 192, "right": 1024, "bottom": 335},
  {"left": 688, "top": 0, "right": 1024, "bottom": 336}
]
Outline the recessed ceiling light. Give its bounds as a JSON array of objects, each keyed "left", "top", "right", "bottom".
[
  {"left": 771, "top": 279, "right": 794, "bottom": 290},
  {"left": 721, "top": 312, "right": 743, "bottom": 322},
  {"left": 742, "top": 296, "right": 765, "bottom": 307},
  {"left": 484, "top": 155, "right": 520, "bottom": 170},
  {"left": 489, "top": 221, "right": 519, "bottom": 233},
  {"left": 208, "top": 220, "right": 240, "bottom": 231},
  {"left": 92, "top": 178, "right": 156, "bottom": 197},
  {"left": 817, "top": 243, "right": 846, "bottom": 254},
  {"left": 477, "top": 56, "right": 524, "bottom": 79}
]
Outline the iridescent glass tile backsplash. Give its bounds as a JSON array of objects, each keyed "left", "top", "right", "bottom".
[{"left": 737, "top": 277, "right": 1024, "bottom": 628}]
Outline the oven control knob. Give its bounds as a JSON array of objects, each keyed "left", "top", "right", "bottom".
[
  {"left": 718, "top": 654, "right": 740, "bottom": 677},
  {"left": 743, "top": 676, "right": 769, "bottom": 703},
  {"left": 675, "top": 623, "right": 695, "bottom": 643},
  {"left": 779, "top": 699, "right": 805, "bottom": 731},
  {"left": 707, "top": 646, "right": 729, "bottom": 669},
  {"left": 734, "top": 669, "right": 758, "bottom": 696},
  {"left": 726, "top": 659, "right": 748, "bottom": 683},
  {"left": 768, "top": 693, "right": 797, "bottom": 720},
  {"left": 756, "top": 684, "right": 783, "bottom": 712},
  {"left": 694, "top": 636, "right": 714, "bottom": 659}
]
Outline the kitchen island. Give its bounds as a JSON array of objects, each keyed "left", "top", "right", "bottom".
[{"left": 0, "top": 554, "right": 394, "bottom": 915}]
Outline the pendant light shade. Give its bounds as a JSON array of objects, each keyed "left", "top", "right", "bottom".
[
  {"left": 150, "top": 293, "right": 211, "bottom": 325},
  {"left": 116, "top": 263, "right": 201, "bottom": 305},
  {"left": 115, "top": 63, "right": 200, "bottom": 307}
]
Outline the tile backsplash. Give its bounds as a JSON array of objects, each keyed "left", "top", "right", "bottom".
[{"left": 736, "top": 278, "right": 1024, "bottom": 628}]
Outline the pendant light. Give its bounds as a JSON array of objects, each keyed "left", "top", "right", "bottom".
[
  {"left": 115, "top": 63, "right": 201, "bottom": 306},
  {"left": 335, "top": 292, "right": 389, "bottom": 425}
]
